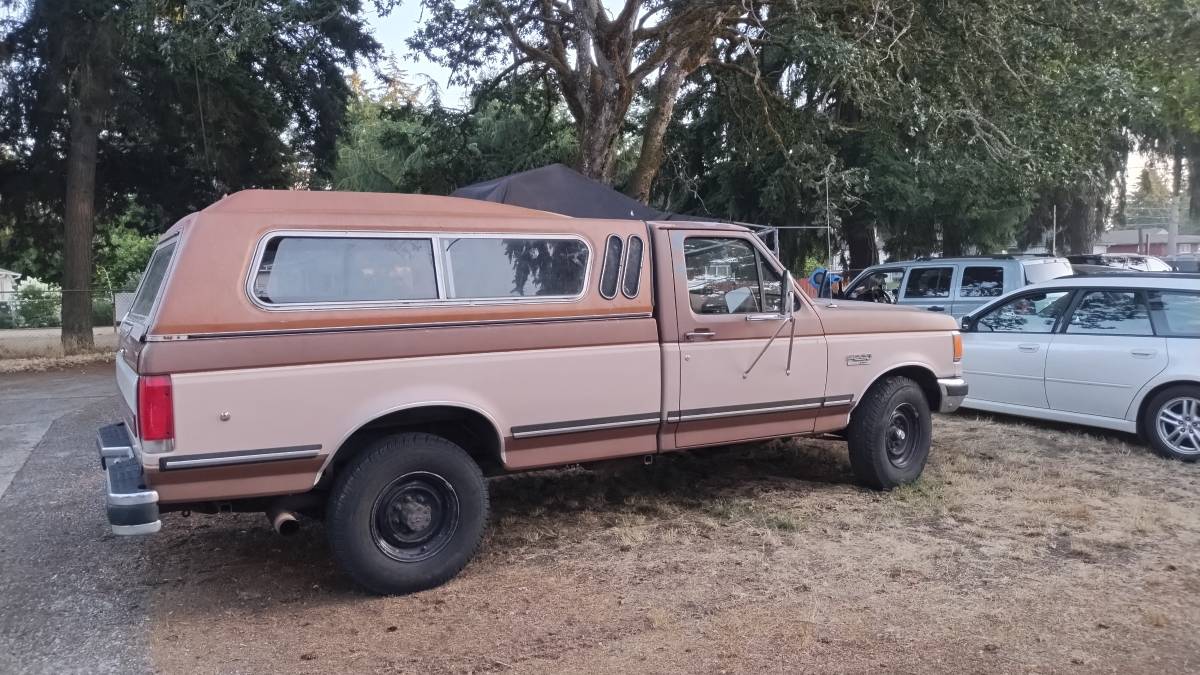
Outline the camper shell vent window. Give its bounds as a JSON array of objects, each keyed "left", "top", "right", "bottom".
[
  {"left": 622, "top": 235, "right": 644, "bottom": 298},
  {"left": 251, "top": 232, "right": 591, "bottom": 308},
  {"left": 599, "top": 234, "right": 624, "bottom": 299}
]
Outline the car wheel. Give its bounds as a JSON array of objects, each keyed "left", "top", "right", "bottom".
[
  {"left": 327, "top": 432, "right": 489, "bottom": 595},
  {"left": 1143, "top": 385, "right": 1200, "bottom": 462},
  {"left": 846, "top": 376, "right": 932, "bottom": 490}
]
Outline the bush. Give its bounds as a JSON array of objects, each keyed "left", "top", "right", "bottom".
[
  {"left": 92, "top": 295, "right": 115, "bottom": 326},
  {"left": 0, "top": 302, "right": 15, "bottom": 329},
  {"left": 14, "top": 280, "right": 61, "bottom": 328}
]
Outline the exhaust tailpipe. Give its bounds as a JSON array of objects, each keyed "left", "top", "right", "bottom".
[{"left": 267, "top": 506, "right": 300, "bottom": 536}]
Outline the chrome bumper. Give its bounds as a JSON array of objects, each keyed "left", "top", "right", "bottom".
[
  {"left": 97, "top": 423, "right": 161, "bottom": 535},
  {"left": 936, "top": 377, "right": 968, "bottom": 414}
]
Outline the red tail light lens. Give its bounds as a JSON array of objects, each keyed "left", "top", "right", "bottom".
[{"left": 137, "top": 375, "right": 174, "bottom": 441}]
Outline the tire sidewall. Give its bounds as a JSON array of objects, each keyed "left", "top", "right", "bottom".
[
  {"left": 848, "top": 378, "right": 932, "bottom": 489},
  {"left": 328, "top": 435, "right": 488, "bottom": 594}
]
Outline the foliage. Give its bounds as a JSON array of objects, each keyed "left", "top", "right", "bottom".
[
  {"left": 94, "top": 206, "right": 159, "bottom": 290},
  {"left": 13, "top": 279, "right": 59, "bottom": 328}
]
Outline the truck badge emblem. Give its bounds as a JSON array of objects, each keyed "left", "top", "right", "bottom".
[{"left": 846, "top": 353, "right": 872, "bottom": 366}]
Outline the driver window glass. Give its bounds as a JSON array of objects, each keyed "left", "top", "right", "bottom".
[
  {"left": 761, "top": 261, "right": 783, "bottom": 313},
  {"left": 846, "top": 269, "right": 904, "bottom": 302},
  {"left": 684, "top": 237, "right": 763, "bottom": 315},
  {"left": 978, "top": 291, "right": 1072, "bottom": 333},
  {"left": 960, "top": 267, "right": 1004, "bottom": 297},
  {"left": 1066, "top": 290, "right": 1153, "bottom": 335},
  {"left": 903, "top": 267, "right": 953, "bottom": 298}
]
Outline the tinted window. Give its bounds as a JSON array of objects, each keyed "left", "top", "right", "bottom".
[
  {"left": 1066, "top": 290, "right": 1153, "bottom": 335},
  {"left": 978, "top": 291, "right": 1072, "bottom": 333},
  {"left": 1024, "top": 260, "right": 1073, "bottom": 284},
  {"left": 254, "top": 237, "right": 437, "bottom": 304},
  {"left": 761, "top": 259, "right": 783, "bottom": 313},
  {"left": 442, "top": 237, "right": 588, "bottom": 299},
  {"left": 599, "top": 235, "right": 623, "bottom": 299},
  {"left": 846, "top": 269, "right": 903, "bottom": 303},
  {"left": 960, "top": 267, "right": 1004, "bottom": 297},
  {"left": 622, "top": 236, "right": 644, "bottom": 298},
  {"left": 1147, "top": 291, "right": 1200, "bottom": 337},
  {"left": 685, "top": 238, "right": 764, "bottom": 314},
  {"left": 127, "top": 241, "right": 177, "bottom": 318},
  {"left": 904, "top": 267, "right": 953, "bottom": 298}
]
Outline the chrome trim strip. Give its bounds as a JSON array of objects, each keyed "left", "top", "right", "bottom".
[
  {"left": 145, "top": 311, "right": 656, "bottom": 341},
  {"left": 511, "top": 414, "right": 661, "bottom": 439},
  {"left": 112, "top": 521, "right": 162, "bottom": 536},
  {"left": 666, "top": 395, "right": 855, "bottom": 423},
  {"left": 159, "top": 445, "right": 322, "bottom": 470},
  {"left": 823, "top": 394, "right": 854, "bottom": 405},
  {"left": 670, "top": 402, "right": 821, "bottom": 423}
]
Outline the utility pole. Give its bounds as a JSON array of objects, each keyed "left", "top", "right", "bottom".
[
  {"left": 1168, "top": 196, "right": 1180, "bottom": 257},
  {"left": 1051, "top": 205, "right": 1057, "bottom": 255}
]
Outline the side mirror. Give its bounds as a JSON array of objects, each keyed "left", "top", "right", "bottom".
[
  {"left": 960, "top": 316, "right": 973, "bottom": 332},
  {"left": 784, "top": 271, "right": 796, "bottom": 317}
]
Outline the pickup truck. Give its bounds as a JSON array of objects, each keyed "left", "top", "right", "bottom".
[{"left": 98, "top": 189, "right": 965, "bottom": 594}]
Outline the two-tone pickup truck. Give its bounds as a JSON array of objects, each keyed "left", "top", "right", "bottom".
[{"left": 98, "top": 190, "right": 965, "bottom": 594}]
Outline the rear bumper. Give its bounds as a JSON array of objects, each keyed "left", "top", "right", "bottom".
[
  {"left": 97, "top": 423, "right": 161, "bottom": 535},
  {"left": 936, "top": 377, "right": 968, "bottom": 414}
]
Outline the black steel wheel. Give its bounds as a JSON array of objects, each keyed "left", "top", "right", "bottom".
[
  {"left": 328, "top": 432, "right": 488, "bottom": 595},
  {"left": 885, "top": 403, "right": 922, "bottom": 469}
]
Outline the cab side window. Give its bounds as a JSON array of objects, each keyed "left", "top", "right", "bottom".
[
  {"left": 960, "top": 266, "right": 1004, "bottom": 297},
  {"left": 684, "top": 237, "right": 775, "bottom": 315},
  {"left": 978, "top": 291, "right": 1072, "bottom": 333}
]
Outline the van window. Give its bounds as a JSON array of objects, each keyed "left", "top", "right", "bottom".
[
  {"left": 1024, "top": 260, "right": 1073, "bottom": 284},
  {"left": 960, "top": 266, "right": 1004, "bottom": 297},
  {"left": 904, "top": 267, "right": 953, "bottom": 298},
  {"left": 126, "top": 241, "right": 177, "bottom": 319},
  {"left": 1066, "top": 290, "right": 1153, "bottom": 336},
  {"left": 622, "top": 236, "right": 644, "bottom": 298},
  {"left": 599, "top": 235, "right": 623, "bottom": 299},
  {"left": 846, "top": 268, "right": 904, "bottom": 303},
  {"left": 254, "top": 236, "right": 438, "bottom": 304},
  {"left": 441, "top": 236, "right": 588, "bottom": 299}
]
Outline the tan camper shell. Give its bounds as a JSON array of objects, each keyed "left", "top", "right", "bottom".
[{"left": 98, "top": 190, "right": 966, "bottom": 594}]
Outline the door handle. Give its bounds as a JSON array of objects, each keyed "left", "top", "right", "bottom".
[
  {"left": 685, "top": 328, "right": 717, "bottom": 341},
  {"left": 927, "top": 306, "right": 945, "bottom": 312},
  {"left": 1131, "top": 349, "right": 1158, "bottom": 358},
  {"left": 1017, "top": 343, "right": 1040, "bottom": 353}
]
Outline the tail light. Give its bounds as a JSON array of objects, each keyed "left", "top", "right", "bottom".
[
  {"left": 137, "top": 375, "right": 174, "bottom": 441},
  {"left": 952, "top": 333, "right": 963, "bottom": 362}
]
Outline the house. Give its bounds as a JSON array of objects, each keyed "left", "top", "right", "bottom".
[
  {"left": 0, "top": 268, "right": 20, "bottom": 300},
  {"left": 1097, "top": 228, "right": 1200, "bottom": 255}
]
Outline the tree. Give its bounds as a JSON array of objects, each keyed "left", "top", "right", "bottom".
[
  {"left": 408, "top": 0, "right": 760, "bottom": 187},
  {"left": 0, "top": 0, "right": 378, "bottom": 352}
]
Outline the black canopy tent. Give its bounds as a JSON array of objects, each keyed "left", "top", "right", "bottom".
[{"left": 451, "top": 163, "right": 686, "bottom": 221}]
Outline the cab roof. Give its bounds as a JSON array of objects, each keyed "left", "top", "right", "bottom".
[{"left": 203, "top": 189, "right": 570, "bottom": 219}]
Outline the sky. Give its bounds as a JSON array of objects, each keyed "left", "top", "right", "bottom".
[{"left": 363, "top": 3, "right": 468, "bottom": 105}]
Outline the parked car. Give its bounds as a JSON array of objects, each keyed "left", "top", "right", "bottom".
[
  {"left": 1067, "top": 253, "right": 1173, "bottom": 272},
  {"left": 1163, "top": 254, "right": 1200, "bottom": 273},
  {"left": 840, "top": 255, "right": 1074, "bottom": 318},
  {"left": 958, "top": 273, "right": 1200, "bottom": 460},
  {"left": 96, "top": 190, "right": 965, "bottom": 595}
]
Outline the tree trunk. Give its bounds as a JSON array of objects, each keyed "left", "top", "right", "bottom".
[
  {"left": 1189, "top": 145, "right": 1200, "bottom": 228},
  {"left": 941, "top": 220, "right": 965, "bottom": 257},
  {"left": 845, "top": 217, "right": 876, "bottom": 271},
  {"left": 626, "top": 48, "right": 702, "bottom": 203},
  {"left": 575, "top": 104, "right": 622, "bottom": 183},
  {"left": 61, "top": 54, "right": 107, "bottom": 354}
]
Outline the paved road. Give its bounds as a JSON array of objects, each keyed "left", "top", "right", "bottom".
[{"left": 0, "top": 365, "right": 152, "bottom": 673}]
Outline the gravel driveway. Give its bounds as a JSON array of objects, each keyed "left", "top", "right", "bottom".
[{"left": 0, "top": 365, "right": 153, "bottom": 674}]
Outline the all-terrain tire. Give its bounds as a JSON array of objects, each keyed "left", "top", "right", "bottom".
[
  {"left": 327, "top": 432, "right": 489, "bottom": 595},
  {"left": 1142, "top": 384, "right": 1200, "bottom": 462},
  {"left": 846, "top": 376, "right": 932, "bottom": 490}
]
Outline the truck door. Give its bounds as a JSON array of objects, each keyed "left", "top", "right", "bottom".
[{"left": 667, "top": 230, "right": 829, "bottom": 449}]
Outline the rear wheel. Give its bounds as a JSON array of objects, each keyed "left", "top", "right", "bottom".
[
  {"left": 1143, "top": 385, "right": 1200, "bottom": 462},
  {"left": 846, "top": 376, "right": 932, "bottom": 490},
  {"left": 327, "top": 432, "right": 489, "bottom": 595}
]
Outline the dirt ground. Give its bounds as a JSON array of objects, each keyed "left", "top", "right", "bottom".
[
  {"left": 0, "top": 326, "right": 117, "bottom": 359},
  {"left": 147, "top": 414, "right": 1200, "bottom": 674}
]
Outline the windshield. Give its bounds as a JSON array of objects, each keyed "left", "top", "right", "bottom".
[
  {"left": 125, "top": 240, "right": 177, "bottom": 322},
  {"left": 1024, "top": 260, "right": 1072, "bottom": 284}
]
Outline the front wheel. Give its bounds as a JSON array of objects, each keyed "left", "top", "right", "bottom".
[
  {"left": 1143, "top": 385, "right": 1200, "bottom": 462},
  {"left": 327, "top": 432, "right": 489, "bottom": 595},
  {"left": 846, "top": 376, "right": 932, "bottom": 489}
]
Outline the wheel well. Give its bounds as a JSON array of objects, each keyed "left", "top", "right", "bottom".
[
  {"left": 322, "top": 406, "right": 504, "bottom": 486},
  {"left": 870, "top": 365, "right": 940, "bottom": 411},
  {"left": 1135, "top": 380, "right": 1200, "bottom": 437}
]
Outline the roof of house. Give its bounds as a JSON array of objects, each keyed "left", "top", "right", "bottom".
[
  {"left": 0, "top": 268, "right": 20, "bottom": 278},
  {"left": 1100, "top": 228, "right": 1200, "bottom": 245}
]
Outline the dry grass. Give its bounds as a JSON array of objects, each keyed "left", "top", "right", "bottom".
[
  {"left": 0, "top": 351, "right": 114, "bottom": 373},
  {"left": 147, "top": 414, "right": 1200, "bottom": 674}
]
